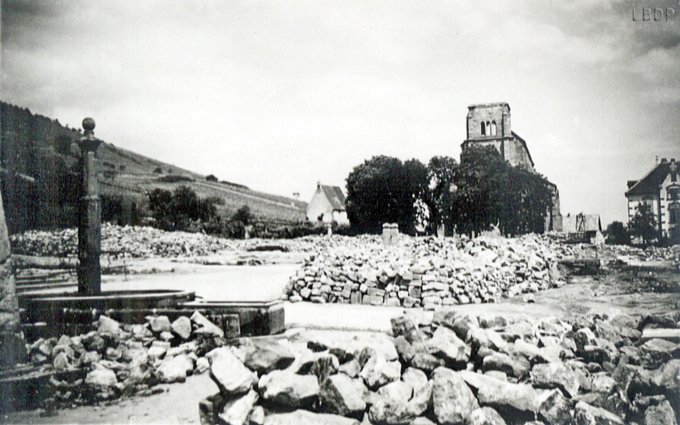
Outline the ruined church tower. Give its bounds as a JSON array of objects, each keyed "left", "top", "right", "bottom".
[{"left": 460, "top": 102, "right": 563, "bottom": 232}]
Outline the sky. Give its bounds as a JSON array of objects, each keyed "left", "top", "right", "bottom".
[{"left": 1, "top": 0, "right": 679, "bottom": 225}]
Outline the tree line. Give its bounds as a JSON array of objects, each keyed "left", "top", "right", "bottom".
[{"left": 346, "top": 146, "right": 555, "bottom": 237}]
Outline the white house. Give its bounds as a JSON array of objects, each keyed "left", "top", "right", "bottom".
[{"left": 306, "top": 182, "right": 349, "bottom": 225}]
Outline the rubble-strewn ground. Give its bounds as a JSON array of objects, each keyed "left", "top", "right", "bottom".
[{"left": 4, "top": 230, "right": 679, "bottom": 424}]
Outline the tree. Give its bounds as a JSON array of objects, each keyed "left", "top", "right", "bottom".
[
  {"left": 452, "top": 146, "right": 553, "bottom": 236},
  {"left": 345, "top": 156, "right": 427, "bottom": 234},
  {"left": 605, "top": 221, "right": 630, "bottom": 245},
  {"left": 232, "top": 205, "right": 252, "bottom": 226},
  {"left": 425, "top": 156, "right": 458, "bottom": 235},
  {"left": 629, "top": 204, "right": 657, "bottom": 245},
  {"left": 206, "top": 174, "right": 218, "bottom": 182},
  {"left": 147, "top": 185, "right": 219, "bottom": 231}
]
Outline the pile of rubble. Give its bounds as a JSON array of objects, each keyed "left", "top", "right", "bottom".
[
  {"left": 26, "top": 311, "right": 226, "bottom": 408},
  {"left": 286, "top": 235, "right": 574, "bottom": 308},
  {"left": 9, "top": 224, "right": 238, "bottom": 258},
  {"left": 199, "top": 310, "right": 680, "bottom": 425},
  {"left": 606, "top": 244, "right": 680, "bottom": 267}
]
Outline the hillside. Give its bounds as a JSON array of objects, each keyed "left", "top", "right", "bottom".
[{"left": 0, "top": 101, "right": 306, "bottom": 234}]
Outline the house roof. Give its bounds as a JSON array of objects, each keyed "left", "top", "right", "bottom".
[
  {"left": 626, "top": 160, "right": 679, "bottom": 197},
  {"left": 319, "top": 185, "right": 346, "bottom": 210}
]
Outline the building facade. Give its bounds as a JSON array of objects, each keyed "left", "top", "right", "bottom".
[
  {"left": 306, "top": 182, "right": 349, "bottom": 225},
  {"left": 625, "top": 157, "right": 680, "bottom": 241},
  {"left": 460, "top": 103, "right": 563, "bottom": 232}
]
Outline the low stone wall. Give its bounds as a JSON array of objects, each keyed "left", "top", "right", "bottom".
[{"left": 285, "top": 235, "right": 574, "bottom": 309}]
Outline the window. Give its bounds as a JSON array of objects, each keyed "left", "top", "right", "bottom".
[
  {"left": 669, "top": 205, "right": 680, "bottom": 225},
  {"left": 481, "top": 122, "right": 486, "bottom": 136},
  {"left": 667, "top": 187, "right": 680, "bottom": 201},
  {"left": 491, "top": 121, "right": 497, "bottom": 136}
]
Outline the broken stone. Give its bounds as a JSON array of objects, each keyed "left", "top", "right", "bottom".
[
  {"left": 319, "top": 374, "right": 367, "bottom": 419},
  {"left": 263, "top": 410, "right": 360, "bottom": 425},
  {"left": 402, "top": 367, "right": 428, "bottom": 393},
  {"left": 530, "top": 362, "right": 580, "bottom": 398},
  {"left": 258, "top": 370, "right": 320, "bottom": 408},
  {"left": 191, "top": 311, "right": 224, "bottom": 338},
  {"left": 467, "top": 407, "right": 507, "bottom": 425},
  {"left": 171, "top": 316, "right": 192, "bottom": 340},
  {"left": 376, "top": 380, "right": 412, "bottom": 403},
  {"left": 218, "top": 389, "right": 258, "bottom": 425},
  {"left": 573, "top": 401, "right": 624, "bottom": 425},
  {"left": 242, "top": 341, "right": 295, "bottom": 374},
  {"left": 157, "top": 353, "right": 194, "bottom": 383},
  {"left": 359, "top": 354, "right": 401, "bottom": 390},
  {"left": 208, "top": 347, "right": 256, "bottom": 396},
  {"left": 432, "top": 367, "right": 479, "bottom": 425}
]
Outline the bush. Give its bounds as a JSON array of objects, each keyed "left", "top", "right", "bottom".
[
  {"left": 156, "top": 174, "right": 195, "bottom": 183},
  {"left": 605, "top": 221, "right": 630, "bottom": 245}
]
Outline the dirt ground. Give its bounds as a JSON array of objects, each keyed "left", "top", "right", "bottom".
[{"left": 4, "top": 259, "right": 679, "bottom": 424}]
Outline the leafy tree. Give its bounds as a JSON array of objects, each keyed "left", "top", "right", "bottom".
[
  {"left": 345, "top": 156, "right": 427, "bottom": 234},
  {"left": 629, "top": 204, "right": 658, "bottom": 245},
  {"left": 605, "top": 221, "right": 630, "bottom": 245},
  {"left": 206, "top": 174, "right": 218, "bottom": 182},
  {"left": 452, "top": 146, "right": 553, "bottom": 236},
  {"left": 425, "top": 156, "right": 458, "bottom": 235},
  {"left": 147, "top": 185, "right": 218, "bottom": 231},
  {"left": 232, "top": 205, "right": 252, "bottom": 226}
]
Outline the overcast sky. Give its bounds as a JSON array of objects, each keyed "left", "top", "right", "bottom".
[{"left": 2, "top": 0, "right": 679, "bottom": 224}]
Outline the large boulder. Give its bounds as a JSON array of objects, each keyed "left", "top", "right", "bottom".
[
  {"left": 147, "top": 315, "right": 172, "bottom": 333},
  {"left": 377, "top": 380, "right": 412, "bottom": 403},
  {"left": 171, "top": 316, "right": 192, "bottom": 340},
  {"left": 432, "top": 367, "right": 479, "bottom": 425},
  {"left": 368, "top": 396, "right": 415, "bottom": 425},
  {"left": 481, "top": 352, "right": 530, "bottom": 379},
  {"left": 84, "top": 365, "right": 118, "bottom": 400},
  {"left": 460, "top": 371, "right": 539, "bottom": 421},
  {"left": 243, "top": 341, "right": 295, "bottom": 374},
  {"left": 573, "top": 401, "right": 624, "bottom": 425},
  {"left": 537, "top": 389, "right": 572, "bottom": 425},
  {"left": 191, "top": 311, "right": 224, "bottom": 338},
  {"left": 97, "top": 316, "right": 120, "bottom": 337},
  {"left": 208, "top": 347, "right": 256, "bottom": 396},
  {"left": 258, "top": 370, "right": 320, "bottom": 408},
  {"left": 426, "top": 327, "right": 470, "bottom": 369},
  {"left": 466, "top": 407, "right": 507, "bottom": 425},
  {"left": 643, "top": 399, "right": 678, "bottom": 425},
  {"left": 359, "top": 354, "right": 401, "bottom": 390},
  {"left": 530, "top": 362, "right": 580, "bottom": 398},
  {"left": 157, "top": 353, "right": 194, "bottom": 383},
  {"left": 319, "top": 374, "right": 367, "bottom": 418},
  {"left": 263, "top": 410, "right": 360, "bottom": 425},
  {"left": 402, "top": 367, "right": 428, "bottom": 393},
  {"left": 218, "top": 389, "right": 259, "bottom": 425}
]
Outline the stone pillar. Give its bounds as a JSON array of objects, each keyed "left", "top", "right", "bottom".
[
  {"left": 77, "top": 118, "right": 102, "bottom": 295},
  {"left": 0, "top": 178, "right": 24, "bottom": 369}
]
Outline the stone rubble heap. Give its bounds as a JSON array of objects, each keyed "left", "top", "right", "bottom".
[
  {"left": 199, "top": 310, "right": 680, "bottom": 425},
  {"left": 27, "top": 312, "right": 225, "bottom": 408},
  {"left": 286, "top": 235, "right": 574, "bottom": 308},
  {"left": 10, "top": 224, "right": 238, "bottom": 258}
]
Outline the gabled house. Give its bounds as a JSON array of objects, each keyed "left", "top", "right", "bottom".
[
  {"left": 306, "top": 182, "right": 349, "bottom": 225},
  {"left": 625, "top": 157, "right": 680, "bottom": 241},
  {"left": 562, "top": 213, "right": 603, "bottom": 244}
]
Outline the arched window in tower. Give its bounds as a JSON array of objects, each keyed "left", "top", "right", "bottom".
[
  {"left": 491, "top": 121, "right": 497, "bottom": 136},
  {"left": 480, "top": 122, "right": 486, "bottom": 136}
]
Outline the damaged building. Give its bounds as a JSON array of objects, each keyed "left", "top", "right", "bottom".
[{"left": 461, "top": 102, "right": 563, "bottom": 232}]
